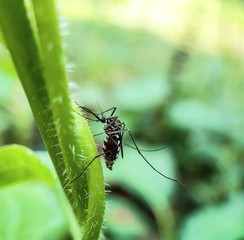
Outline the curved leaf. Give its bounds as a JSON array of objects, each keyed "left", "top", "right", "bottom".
[
  {"left": 0, "top": 144, "right": 54, "bottom": 187},
  {"left": 0, "top": 1, "right": 105, "bottom": 239},
  {"left": 0, "top": 183, "right": 69, "bottom": 240}
]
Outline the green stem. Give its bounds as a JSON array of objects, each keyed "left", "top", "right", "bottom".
[{"left": 0, "top": 1, "right": 105, "bottom": 239}]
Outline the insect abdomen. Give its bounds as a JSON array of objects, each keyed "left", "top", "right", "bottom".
[{"left": 103, "top": 134, "right": 120, "bottom": 170}]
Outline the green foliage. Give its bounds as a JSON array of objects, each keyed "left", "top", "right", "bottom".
[
  {"left": 0, "top": 0, "right": 105, "bottom": 239},
  {"left": 0, "top": 145, "right": 70, "bottom": 239},
  {"left": 1, "top": 0, "right": 244, "bottom": 239},
  {"left": 61, "top": 1, "right": 244, "bottom": 239},
  {"left": 0, "top": 184, "right": 69, "bottom": 240},
  {"left": 0, "top": 145, "right": 54, "bottom": 186},
  {"left": 181, "top": 192, "right": 244, "bottom": 240}
]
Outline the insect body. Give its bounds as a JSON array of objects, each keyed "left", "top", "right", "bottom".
[
  {"left": 79, "top": 106, "right": 125, "bottom": 171},
  {"left": 70, "top": 103, "right": 186, "bottom": 188},
  {"left": 103, "top": 116, "right": 123, "bottom": 170}
]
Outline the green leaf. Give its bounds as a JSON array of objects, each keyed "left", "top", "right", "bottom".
[
  {"left": 167, "top": 100, "right": 236, "bottom": 134},
  {"left": 0, "top": 144, "right": 78, "bottom": 239},
  {"left": 0, "top": 145, "right": 54, "bottom": 187},
  {"left": 0, "top": 1, "right": 105, "bottom": 239},
  {"left": 104, "top": 145, "right": 178, "bottom": 210},
  {"left": 113, "top": 75, "right": 169, "bottom": 111},
  {"left": 105, "top": 196, "right": 151, "bottom": 239},
  {"left": 180, "top": 192, "right": 244, "bottom": 240},
  {"left": 104, "top": 145, "right": 180, "bottom": 240},
  {"left": 0, "top": 183, "right": 69, "bottom": 240}
]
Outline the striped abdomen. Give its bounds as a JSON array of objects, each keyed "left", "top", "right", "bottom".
[{"left": 103, "top": 117, "right": 122, "bottom": 170}]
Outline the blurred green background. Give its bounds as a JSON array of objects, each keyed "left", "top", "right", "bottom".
[{"left": 1, "top": 0, "right": 244, "bottom": 239}]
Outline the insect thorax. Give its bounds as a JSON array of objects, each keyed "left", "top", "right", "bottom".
[{"left": 104, "top": 117, "right": 122, "bottom": 132}]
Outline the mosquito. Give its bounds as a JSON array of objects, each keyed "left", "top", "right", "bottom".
[{"left": 70, "top": 103, "right": 186, "bottom": 188}]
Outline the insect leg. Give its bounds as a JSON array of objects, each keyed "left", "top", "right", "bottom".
[
  {"left": 120, "top": 123, "right": 126, "bottom": 158},
  {"left": 93, "top": 119, "right": 122, "bottom": 137},
  {"left": 96, "top": 102, "right": 117, "bottom": 117},
  {"left": 68, "top": 152, "right": 105, "bottom": 185},
  {"left": 126, "top": 129, "right": 186, "bottom": 188},
  {"left": 109, "top": 107, "right": 117, "bottom": 117},
  {"left": 93, "top": 132, "right": 105, "bottom": 137},
  {"left": 123, "top": 142, "right": 166, "bottom": 152},
  {"left": 68, "top": 145, "right": 121, "bottom": 185},
  {"left": 96, "top": 107, "right": 117, "bottom": 117},
  {"left": 102, "top": 128, "right": 165, "bottom": 153}
]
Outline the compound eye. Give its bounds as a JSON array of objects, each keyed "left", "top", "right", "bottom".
[{"left": 101, "top": 117, "right": 106, "bottom": 123}]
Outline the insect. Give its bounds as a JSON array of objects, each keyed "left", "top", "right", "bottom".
[{"left": 70, "top": 103, "right": 186, "bottom": 188}]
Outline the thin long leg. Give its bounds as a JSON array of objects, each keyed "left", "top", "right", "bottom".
[
  {"left": 96, "top": 101, "right": 117, "bottom": 117},
  {"left": 96, "top": 102, "right": 117, "bottom": 117},
  {"left": 69, "top": 152, "right": 105, "bottom": 185},
  {"left": 92, "top": 119, "right": 123, "bottom": 139},
  {"left": 109, "top": 107, "right": 117, "bottom": 117},
  {"left": 76, "top": 102, "right": 117, "bottom": 121},
  {"left": 93, "top": 132, "right": 105, "bottom": 137},
  {"left": 120, "top": 123, "right": 126, "bottom": 158},
  {"left": 68, "top": 145, "right": 121, "bottom": 185},
  {"left": 95, "top": 107, "right": 117, "bottom": 117},
  {"left": 76, "top": 101, "right": 115, "bottom": 118},
  {"left": 127, "top": 129, "right": 186, "bottom": 188},
  {"left": 93, "top": 129, "right": 125, "bottom": 138},
  {"left": 123, "top": 142, "right": 166, "bottom": 152},
  {"left": 94, "top": 128, "right": 166, "bottom": 152}
]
